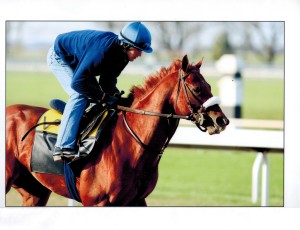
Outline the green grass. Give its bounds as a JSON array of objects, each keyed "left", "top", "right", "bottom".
[
  {"left": 5, "top": 71, "right": 284, "bottom": 206},
  {"left": 243, "top": 78, "right": 284, "bottom": 120},
  {"left": 5, "top": 71, "right": 145, "bottom": 107},
  {"left": 147, "top": 148, "right": 283, "bottom": 206}
]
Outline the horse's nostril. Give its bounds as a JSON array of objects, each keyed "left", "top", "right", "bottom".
[
  {"left": 216, "top": 117, "right": 229, "bottom": 127},
  {"left": 225, "top": 118, "right": 230, "bottom": 125}
]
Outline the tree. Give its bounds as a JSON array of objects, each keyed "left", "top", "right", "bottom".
[
  {"left": 147, "top": 22, "right": 205, "bottom": 57},
  {"left": 94, "top": 21, "right": 205, "bottom": 59},
  {"left": 212, "top": 31, "right": 234, "bottom": 60},
  {"left": 6, "top": 21, "right": 25, "bottom": 57},
  {"left": 243, "top": 22, "right": 284, "bottom": 64}
]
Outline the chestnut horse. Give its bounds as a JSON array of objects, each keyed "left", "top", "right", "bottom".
[{"left": 6, "top": 55, "right": 229, "bottom": 206}]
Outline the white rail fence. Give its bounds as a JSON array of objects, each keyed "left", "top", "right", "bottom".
[{"left": 169, "top": 119, "right": 283, "bottom": 207}]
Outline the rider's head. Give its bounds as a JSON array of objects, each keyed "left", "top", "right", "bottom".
[{"left": 119, "top": 22, "right": 153, "bottom": 55}]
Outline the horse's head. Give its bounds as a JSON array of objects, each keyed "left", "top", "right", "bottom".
[{"left": 172, "top": 55, "right": 229, "bottom": 135}]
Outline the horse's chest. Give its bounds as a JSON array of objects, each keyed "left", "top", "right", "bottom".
[
  {"left": 133, "top": 168, "right": 159, "bottom": 199},
  {"left": 102, "top": 156, "right": 160, "bottom": 204}
]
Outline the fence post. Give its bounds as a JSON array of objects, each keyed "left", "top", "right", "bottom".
[
  {"left": 252, "top": 152, "right": 263, "bottom": 203},
  {"left": 216, "top": 54, "right": 244, "bottom": 118},
  {"left": 261, "top": 153, "right": 270, "bottom": 206},
  {"left": 68, "top": 199, "right": 76, "bottom": 206}
]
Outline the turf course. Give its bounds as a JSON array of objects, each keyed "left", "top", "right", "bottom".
[{"left": 5, "top": 71, "right": 284, "bottom": 206}]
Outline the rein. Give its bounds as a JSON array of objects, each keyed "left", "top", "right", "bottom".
[
  {"left": 121, "top": 111, "right": 175, "bottom": 154},
  {"left": 117, "top": 68, "right": 214, "bottom": 132},
  {"left": 21, "top": 69, "right": 219, "bottom": 164},
  {"left": 117, "top": 68, "right": 219, "bottom": 162},
  {"left": 116, "top": 105, "right": 190, "bottom": 120},
  {"left": 121, "top": 110, "right": 179, "bottom": 167}
]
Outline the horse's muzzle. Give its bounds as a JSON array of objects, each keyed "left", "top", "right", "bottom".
[{"left": 201, "top": 113, "right": 230, "bottom": 135}]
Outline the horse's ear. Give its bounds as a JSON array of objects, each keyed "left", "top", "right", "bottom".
[
  {"left": 196, "top": 57, "right": 204, "bottom": 69},
  {"left": 182, "top": 55, "right": 189, "bottom": 72}
]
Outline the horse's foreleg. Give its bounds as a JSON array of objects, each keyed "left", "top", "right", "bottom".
[
  {"left": 128, "top": 198, "right": 147, "bottom": 207},
  {"left": 88, "top": 199, "right": 147, "bottom": 207},
  {"left": 135, "top": 199, "right": 147, "bottom": 206}
]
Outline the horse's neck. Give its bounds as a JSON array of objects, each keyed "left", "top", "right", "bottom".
[
  {"left": 128, "top": 74, "right": 178, "bottom": 157},
  {"left": 133, "top": 73, "right": 176, "bottom": 114}
]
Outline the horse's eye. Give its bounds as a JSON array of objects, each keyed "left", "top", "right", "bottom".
[{"left": 193, "top": 87, "right": 201, "bottom": 95}]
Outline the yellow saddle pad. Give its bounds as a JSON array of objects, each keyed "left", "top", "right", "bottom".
[{"left": 36, "top": 108, "right": 113, "bottom": 139}]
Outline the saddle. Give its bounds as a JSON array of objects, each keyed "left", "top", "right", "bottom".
[{"left": 30, "top": 99, "right": 117, "bottom": 175}]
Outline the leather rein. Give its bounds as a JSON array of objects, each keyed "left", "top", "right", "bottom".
[{"left": 118, "top": 68, "right": 216, "bottom": 157}]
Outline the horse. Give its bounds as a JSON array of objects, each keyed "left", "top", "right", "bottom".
[{"left": 5, "top": 55, "right": 229, "bottom": 206}]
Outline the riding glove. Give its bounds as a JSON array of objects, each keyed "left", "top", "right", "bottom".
[{"left": 103, "top": 94, "right": 119, "bottom": 106}]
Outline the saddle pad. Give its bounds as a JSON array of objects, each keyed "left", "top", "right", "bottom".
[
  {"left": 34, "top": 109, "right": 60, "bottom": 135},
  {"left": 30, "top": 108, "right": 116, "bottom": 175},
  {"left": 31, "top": 130, "right": 81, "bottom": 201},
  {"left": 31, "top": 131, "right": 64, "bottom": 175}
]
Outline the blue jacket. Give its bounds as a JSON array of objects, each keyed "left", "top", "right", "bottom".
[{"left": 54, "top": 30, "right": 129, "bottom": 100}]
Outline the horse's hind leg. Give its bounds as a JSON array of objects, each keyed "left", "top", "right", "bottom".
[
  {"left": 12, "top": 185, "right": 51, "bottom": 206},
  {"left": 8, "top": 164, "right": 51, "bottom": 206},
  {"left": 5, "top": 156, "right": 20, "bottom": 194}
]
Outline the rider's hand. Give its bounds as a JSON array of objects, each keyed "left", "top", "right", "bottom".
[
  {"left": 104, "top": 94, "right": 118, "bottom": 106},
  {"left": 113, "top": 91, "right": 129, "bottom": 106},
  {"left": 114, "top": 90, "right": 125, "bottom": 99}
]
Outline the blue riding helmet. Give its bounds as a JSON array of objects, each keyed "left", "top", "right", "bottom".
[{"left": 119, "top": 22, "right": 153, "bottom": 53}]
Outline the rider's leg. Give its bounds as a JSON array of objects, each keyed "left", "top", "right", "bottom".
[
  {"left": 55, "top": 92, "right": 87, "bottom": 149},
  {"left": 47, "top": 46, "right": 87, "bottom": 161}
]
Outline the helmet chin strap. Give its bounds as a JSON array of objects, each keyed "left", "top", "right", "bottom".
[{"left": 121, "top": 42, "right": 132, "bottom": 52}]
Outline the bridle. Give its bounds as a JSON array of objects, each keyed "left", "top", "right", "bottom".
[
  {"left": 119, "top": 67, "right": 221, "bottom": 157},
  {"left": 119, "top": 68, "right": 220, "bottom": 127},
  {"left": 175, "top": 68, "right": 208, "bottom": 131}
]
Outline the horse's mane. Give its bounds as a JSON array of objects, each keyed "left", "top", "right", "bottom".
[{"left": 127, "top": 59, "right": 182, "bottom": 104}]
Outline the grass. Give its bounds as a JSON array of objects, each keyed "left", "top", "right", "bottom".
[
  {"left": 147, "top": 148, "right": 283, "bottom": 206},
  {"left": 243, "top": 78, "right": 284, "bottom": 120},
  {"left": 5, "top": 71, "right": 147, "bottom": 108},
  {"left": 5, "top": 71, "right": 284, "bottom": 206}
]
